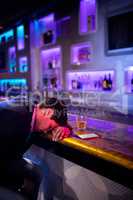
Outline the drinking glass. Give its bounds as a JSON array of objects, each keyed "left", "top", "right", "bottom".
[{"left": 76, "top": 114, "right": 87, "bottom": 131}]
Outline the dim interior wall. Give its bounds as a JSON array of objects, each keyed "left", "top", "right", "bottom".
[
  {"left": 62, "top": 0, "right": 133, "bottom": 114},
  {"left": 30, "top": 48, "right": 41, "bottom": 90},
  {"left": 29, "top": 0, "right": 133, "bottom": 114}
]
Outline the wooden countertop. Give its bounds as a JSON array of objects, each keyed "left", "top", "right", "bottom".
[{"left": 56, "top": 115, "right": 133, "bottom": 170}]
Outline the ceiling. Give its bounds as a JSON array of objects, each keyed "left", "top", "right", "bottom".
[
  {"left": 0, "top": 0, "right": 55, "bottom": 28},
  {"left": 0, "top": 0, "right": 77, "bottom": 30}
]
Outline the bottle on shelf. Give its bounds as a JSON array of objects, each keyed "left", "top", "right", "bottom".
[
  {"left": 77, "top": 76, "right": 82, "bottom": 89},
  {"left": 102, "top": 74, "right": 108, "bottom": 91},
  {"left": 88, "top": 15, "right": 95, "bottom": 32},
  {"left": 72, "top": 80, "right": 77, "bottom": 90},
  {"left": 43, "top": 30, "right": 53, "bottom": 44},
  {"left": 94, "top": 80, "right": 98, "bottom": 89},
  {"left": 52, "top": 55, "right": 58, "bottom": 69},
  {"left": 108, "top": 73, "right": 113, "bottom": 91},
  {"left": 71, "top": 74, "right": 78, "bottom": 90},
  {"left": 98, "top": 77, "right": 102, "bottom": 90},
  {"left": 48, "top": 61, "right": 53, "bottom": 69},
  {"left": 43, "top": 77, "right": 48, "bottom": 88},
  {"left": 50, "top": 77, "right": 57, "bottom": 89},
  {"left": 131, "top": 74, "right": 133, "bottom": 92}
]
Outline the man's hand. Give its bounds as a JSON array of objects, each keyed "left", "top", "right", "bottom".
[{"left": 52, "top": 127, "right": 71, "bottom": 141}]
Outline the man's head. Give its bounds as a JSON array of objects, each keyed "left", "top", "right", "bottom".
[
  {"left": 31, "top": 97, "right": 71, "bottom": 141},
  {"left": 39, "top": 98, "right": 68, "bottom": 126}
]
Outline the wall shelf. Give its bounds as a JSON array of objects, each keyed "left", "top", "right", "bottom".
[
  {"left": 41, "top": 46, "right": 62, "bottom": 89},
  {"left": 66, "top": 70, "right": 115, "bottom": 92},
  {"left": 19, "top": 56, "right": 28, "bottom": 72},
  {"left": 79, "top": 0, "right": 97, "bottom": 35},
  {"left": 125, "top": 66, "right": 133, "bottom": 94},
  {"left": 8, "top": 46, "right": 16, "bottom": 73},
  {"left": 71, "top": 42, "right": 92, "bottom": 65}
]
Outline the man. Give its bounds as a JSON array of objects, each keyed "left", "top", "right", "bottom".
[
  {"left": 0, "top": 97, "right": 71, "bottom": 159},
  {"left": 0, "top": 97, "right": 71, "bottom": 198}
]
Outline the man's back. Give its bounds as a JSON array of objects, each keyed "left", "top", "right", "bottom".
[{"left": 0, "top": 105, "right": 32, "bottom": 159}]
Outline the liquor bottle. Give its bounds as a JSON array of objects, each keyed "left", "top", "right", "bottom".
[
  {"left": 50, "top": 77, "right": 57, "bottom": 89},
  {"left": 77, "top": 76, "right": 82, "bottom": 89},
  {"left": 88, "top": 15, "right": 95, "bottom": 32},
  {"left": 98, "top": 77, "right": 102, "bottom": 89},
  {"left": 72, "top": 80, "right": 77, "bottom": 90},
  {"left": 131, "top": 74, "right": 133, "bottom": 92},
  {"left": 48, "top": 61, "right": 53, "bottom": 69},
  {"left": 102, "top": 74, "right": 108, "bottom": 91},
  {"left": 43, "top": 77, "right": 48, "bottom": 88},
  {"left": 43, "top": 30, "right": 53, "bottom": 44},
  {"left": 108, "top": 73, "right": 112, "bottom": 91},
  {"left": 94, "top": 80, "right": 97, "bottom": 89},
  {"left": 71, "top": 74, "right": 78, "bottom": 90}
]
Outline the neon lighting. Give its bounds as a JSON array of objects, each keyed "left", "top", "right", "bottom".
[
  {"left": 0, "top": 29, "right": 14, "bottom": 43},
  {"left": 19, "top": 57, "right": 28, "bottom": 72},
  {"left": 0, "top": 79, "right": 27, "bottom": 92},
  {"left": 17, "top": 25, "right": 25, "bottom": 50},
  {"left": 8, "top": 46, "right": 16, "bottom": 72}
]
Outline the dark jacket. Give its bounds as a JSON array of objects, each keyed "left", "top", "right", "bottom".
[{"left": 0, "top": 103, "right": 32, "bottom": 159}]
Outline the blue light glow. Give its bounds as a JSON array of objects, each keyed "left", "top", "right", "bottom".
[
  {"left": 19, "top": 56, "right": 28, "bottom": 72},
  {"left": 0, "top": 79, "right": 27, "bottom": 89},
  {"left": 8, "top": 46, "right": 16, "bottom": 72},
  {"left": 17, "top": 25, "right": 25, "bottom": 50},
  {"left": 0, "top": 29, "right": 14, "bottom": 43}
]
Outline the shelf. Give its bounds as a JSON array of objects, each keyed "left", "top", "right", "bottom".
[
  {"left": 0, "top": 29, "right": 14, "bottom": 44},
  {"left": 39, "top": 14, "right": 56, "bottom": 46},
  {"left": 71, "top": 42, "right": 92, "bottom": 65},
  {"left": 8, "top": 46, "right": 16, "bottom": 73},
  {"left": 125, "top": 66, "right": 133, "bottom": 94},
  {"left": 66, "top": 70, "right": 115, "bottom": 92},
  {"left": 41, "top": 46, "right": 62, "bottom": 89},
  {"left": 19, "top": 56, "right": 28, "bottom": 72},
  {"left": 79, "top": 0, "right": 97, "bottom": 34}
]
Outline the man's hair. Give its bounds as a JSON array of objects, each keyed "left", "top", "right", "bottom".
[{"left": 39, "top": 98, "right": 68, "bottom": 126}]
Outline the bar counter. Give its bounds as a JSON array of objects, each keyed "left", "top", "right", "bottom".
[{"left": 33, "top": 115, "right": 133, "bottom": 189}]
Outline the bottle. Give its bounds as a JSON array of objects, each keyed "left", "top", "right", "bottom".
[
  {"left": 77, "top": 76, "right": 82, "bottom": 89},
  {"left": 48, "top": 61, "right": 53, "bottom": 69},
  {"left": 71, "top": 74, "right": 78, "bottom": 90},
  {"left": 98, "top": 77, "right": 102, "bottom": 90},
  {"left": 108, "top": 73, "right": 112, "bottom": 91},
  {"left": 131, "top": 74, "right": 133, "bottom": 92},
  {"left": 94, "top": 80, "right": 97, "bottom": 89},
  {"left": 102, "top": 74, "right": 108, "bottom": 91},
  {"left": 72, "top": 80, "right": 77, "bottom": 89}
]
